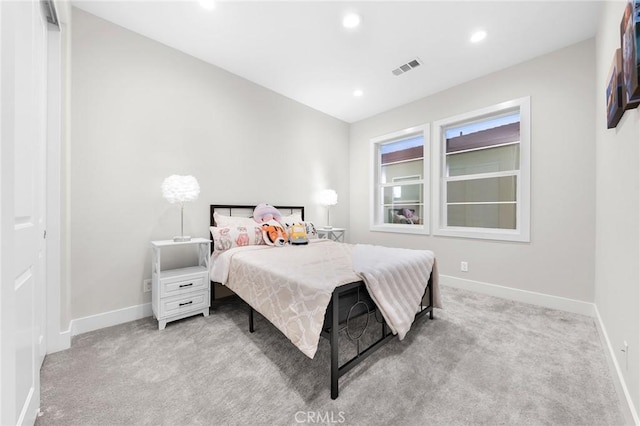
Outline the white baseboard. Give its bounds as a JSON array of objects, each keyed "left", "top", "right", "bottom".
[
  {"left": 70, "top": 302, "right": 152, "bottom": 337},
  {"left": 594, "top": 305, "right": 640, "bottom": 426},
  {"left": 46, "top": 329, "right": 71, "bottom": 354},
  {"left": 439, "top": 274, "right": 595, "bottom": 316}
]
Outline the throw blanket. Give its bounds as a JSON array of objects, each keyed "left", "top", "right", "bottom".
[{"left": 352, "top": 244, "right": 441, "bottom": 339}]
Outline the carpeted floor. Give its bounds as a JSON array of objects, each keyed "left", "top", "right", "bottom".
[{"left": 37, "top": 286, "right": 625, "bottom": 426}]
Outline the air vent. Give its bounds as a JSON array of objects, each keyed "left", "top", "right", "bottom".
[{"left": 392, "top": 58, "right": 422, "bottom": 76}]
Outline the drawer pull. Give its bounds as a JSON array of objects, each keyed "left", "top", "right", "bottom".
[
  {"left": 179, "top": 301, "right": 193, "bottom": 307},
  {"left": 179, "top": 283, "right": 194, "bottom": 288}
]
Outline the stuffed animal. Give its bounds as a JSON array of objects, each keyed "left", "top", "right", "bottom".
[
  {"left": 288, "top": 223, "right": 309, "bottom": 245},
  {"left": 253, "top": 203, "right": 282, "bottom": 223},
  {"left": 261, "top": 222, "right": 288, "bottom": 247}
]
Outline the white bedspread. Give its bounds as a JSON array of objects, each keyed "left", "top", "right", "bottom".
[
  {"left": 212, "top": 240, "right": 359, "bottom": 358},
  {"left": 352, "top": 244, "right": 441, "bottom": 340},
  {"left": 210, "top": 240, "right": 440, "bottom": 359}
]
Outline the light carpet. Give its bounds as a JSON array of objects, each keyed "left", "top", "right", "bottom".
[{"left": 37, "top": 286, "right": 625, "bottom": 425}]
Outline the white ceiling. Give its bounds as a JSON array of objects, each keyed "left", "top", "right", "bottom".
[{"left": 72, "top": 1, "right": 602, "bottom": 123}]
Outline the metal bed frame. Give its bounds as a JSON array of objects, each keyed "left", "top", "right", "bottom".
[{"left": 209, "top": 204, "right": 434, "bottom": 399}]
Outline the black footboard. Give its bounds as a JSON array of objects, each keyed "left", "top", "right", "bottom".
[
  {"left": 319, "top": 275, "right": 434, "bottom": 399},
  {"left": 244, "top": 275, "right": 434, "bottom": 399}
]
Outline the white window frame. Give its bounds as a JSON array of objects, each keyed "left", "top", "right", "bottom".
[
  {"left": 432, "top": 97, "right": 531, "bottom": 242},
  {"left": 369, "top": 124, "right": 430, "bottom": 235}
]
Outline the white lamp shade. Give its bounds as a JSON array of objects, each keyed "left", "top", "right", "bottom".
[
  {"left": 318, "top": 189, "right": 338, "bottom": 206},
  {"left": 161, "top": 175, "right": 200, "bottom": 204}
]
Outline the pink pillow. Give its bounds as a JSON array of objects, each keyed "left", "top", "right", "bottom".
[{"left": 210, "top": 225, "right": 264, "bottom": 252}]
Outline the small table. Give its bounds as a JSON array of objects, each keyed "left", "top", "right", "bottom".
[
  {"left": 150, "top": 238, "right": 211, "bottom": 330},
  {"left": 317, "top": 227, "right": 346, "bottom": 242}
]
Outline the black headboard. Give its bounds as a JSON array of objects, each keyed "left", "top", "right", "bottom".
[{"left": 209, "top": 204, "right": 305, "bottom": 227}]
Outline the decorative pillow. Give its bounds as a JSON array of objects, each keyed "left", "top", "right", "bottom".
[
  {"left": 260, "top": 221, "right": 288, "bottom": 247},
  {"left": 288, "top": 223, "right": 309, "bottom": 245},
  {"left": 279, "top": 213, "right": 303, "bottom": 225},
  {"left": 213, "top": 212, "right": 256, "bottom": 227},
  {"left": 210, "top": 225, "right": 264, "bottom": 252},
  {"left": 302, "top": 221, "right": 318, "bottom": 239}
]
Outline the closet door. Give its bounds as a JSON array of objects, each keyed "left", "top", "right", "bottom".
[{"left": 0, "top": 0, "right": 48, "bottom": 424}]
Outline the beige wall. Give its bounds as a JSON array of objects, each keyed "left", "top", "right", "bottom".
[
  {"left": 349, "top": 39, "right": 596, "bottom": 302},
  {"left": 595, "top": 1, "right": 640, "bottom": 417},
  {"left": 69, "top": 8, "right": 349, "bottom": 321}
]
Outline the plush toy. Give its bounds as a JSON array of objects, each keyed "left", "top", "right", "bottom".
[
  {"left": 253, "top": 203, "right": 282, "bottom": 223},
  {"left": 261, "top": 222, "right": 288, "bottom": 247},
  {"left": 402, "top": 208, "right": 414, "bottom": 219},
  {"left": 288, "top": 223, "right": 308, "bottom": 245},
  {"left": 394, "top": 208, "right": 420, "bottom": 225}
]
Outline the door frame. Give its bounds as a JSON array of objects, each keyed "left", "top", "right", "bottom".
[
  {"left": 45, "top": 6, "right": 68, "bottom": 354},
  {"left": 0, "top": 1, "right": 19, "bottom": 423}
]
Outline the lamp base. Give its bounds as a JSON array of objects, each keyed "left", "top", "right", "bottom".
[{"left": 173, "top": 236, "right": 192, "bottom": 242}]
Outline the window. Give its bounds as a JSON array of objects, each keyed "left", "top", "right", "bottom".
[
  {"left": 370, "top": 124, "right": 429, "bottom": 234},
  {"left": 433, "top": 97, "right": 530, "bottom": 241}
]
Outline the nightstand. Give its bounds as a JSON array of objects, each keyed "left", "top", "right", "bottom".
[
  {"left": 317, "top": 227, "right": 346, "bottom": 242},
  {"left": 150, "top": 238, "right": 211, "bottom": 330}
]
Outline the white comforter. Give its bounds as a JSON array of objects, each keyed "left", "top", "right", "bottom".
[{"left": 211, "top": 240, "right": 440, "bottom": 358}]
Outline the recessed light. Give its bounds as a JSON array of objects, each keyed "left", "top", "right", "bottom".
[
  {"left": 199, "top": 0, "right": 216, "bottom": 11},
  {"left": 470, "top": 30, "right": 487, "bottom": 43},
  {"left": 343, "top": 13, "right": 361, "bottom": 29},
  {"left": 353, "top": 89, "right": 363, "bottom": 97}
]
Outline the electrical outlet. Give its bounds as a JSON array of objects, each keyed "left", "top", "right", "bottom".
[
  {"left": 460, "top": 261, "right": 468, "bottom": 272},
  {"left": 143, "top": 279, "right": 152, "bottom": 293}
]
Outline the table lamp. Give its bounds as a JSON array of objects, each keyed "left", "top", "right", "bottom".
[
  {"left": 161, "top": 175, "right": 200, "bottom": 242},
  {"left": 318, "top": 189, "right": 338, "bottom": 229}
]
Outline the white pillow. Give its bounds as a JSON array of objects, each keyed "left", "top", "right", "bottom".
[
  {"left": 279, "top": 213, "right": 303, "bottom": 225},
  {"left": 213, "top": 212, "right": 257, "bottom": 227}
]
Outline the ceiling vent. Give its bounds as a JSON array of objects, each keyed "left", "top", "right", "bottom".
[{"left": 392, "top": 58, "right": 423, "bottom": 76}]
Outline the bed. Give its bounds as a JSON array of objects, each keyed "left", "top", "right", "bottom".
[{"left": 209, "top": 204, "right": 440, "bottom": 399}]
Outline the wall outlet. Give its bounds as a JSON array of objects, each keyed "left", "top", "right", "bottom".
[
  {"left": 460, "top": 261, "right": 468, "bottom": 272},
  {"left": 143, "top": 279, "right": 152, "bottom": 293}
]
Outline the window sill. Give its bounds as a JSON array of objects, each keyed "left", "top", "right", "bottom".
[
  {"left": 434, "top": 226, "right": 529, "bottom": 242},
  {"left": 370, "top": 224, "right": 430, "bottom": 235}
]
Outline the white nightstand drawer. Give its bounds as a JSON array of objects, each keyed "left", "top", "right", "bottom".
[
  {"left": 160, "top": 269, "right": 207, "bottom": 298},
  {"left": 160, "top": 291, "right": 209, "bottom": 318}
]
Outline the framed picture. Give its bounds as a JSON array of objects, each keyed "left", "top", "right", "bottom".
[
  {"left": 607, "top": 49, "right": 624, "bottom": 129},
  {"left": 620, "top": 0, "right": 640, "bottom": 108}
]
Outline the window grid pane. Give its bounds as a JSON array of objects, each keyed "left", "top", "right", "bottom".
[
  {"left": 446, "top": 176, "right": 517, "bottom": 203},
  {"left": 381, "top": 159, "right": 423, "bottom": 184},
  {"left": 446, "top": 115, "right": 520, "bottom": 153},
  {"left": 383, "top": 205, "right": 424, "bottom": 225},
  {"left": 382, "top": 183, "right": 423, "bottom": 204},
  {"left": 447, "top": 144, "right": 520, "bottom": 177},
  {"left": 447, "top": 203, "right": 516, "bottom": 229}
]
